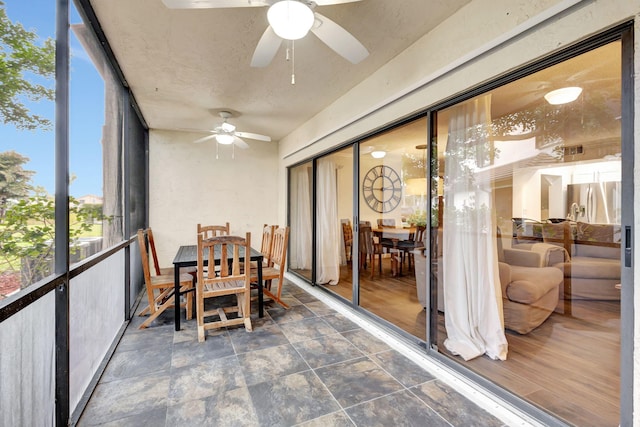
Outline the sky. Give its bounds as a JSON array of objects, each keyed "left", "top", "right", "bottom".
[{"left": 1, "top": 0, "right": 104, "bottom": 197}]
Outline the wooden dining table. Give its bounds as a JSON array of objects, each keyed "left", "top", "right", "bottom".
[{"left": 171, "top": 244, "right": 264, "bottom": 331}]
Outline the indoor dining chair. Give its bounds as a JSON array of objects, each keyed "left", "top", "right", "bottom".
[
  {"left": 341, "top": 219, "right": 353, "bottom": 267},
  {"left": 397, "top": 225, "right": 426, "bottom": 273},
  {"left": 137, "top": 229, "right": 194, "bottom": 329},
  {"left": 358, "top": 224, "right": 384, "bottom": 279},
  {"left": 196, "top": 232, "right": 253, "bottom": 342}
]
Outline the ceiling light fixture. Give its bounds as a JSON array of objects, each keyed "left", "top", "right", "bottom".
[
  {"left": 267, "top": 0, "right": 315, "bottom": 40},
  {"left": 215, "top": 134, "right": 234, "bottom": 145},
  {"left": 371, "top": 150, "right": 386, "bottom": 159},
  {"left": 544, "top": 87, "right": 583, "bottom": 105}
]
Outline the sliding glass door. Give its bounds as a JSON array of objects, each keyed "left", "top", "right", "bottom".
[
  {"left": 357, "top": 120, "right": 428, "bottom": 339},
  {"left": 432, "top": 39, "right": 623, "bottom": 426}
]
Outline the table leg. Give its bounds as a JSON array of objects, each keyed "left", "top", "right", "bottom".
[{"left": 174, "top": 266, "right": 181, "bottom": 331}]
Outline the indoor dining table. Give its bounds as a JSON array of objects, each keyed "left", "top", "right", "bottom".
[
  {"left": 171, "top": 244, "right": 264, "bottom": 331},
  {"left": 372, "top": 227, "right": 415, "bottom": 276}
]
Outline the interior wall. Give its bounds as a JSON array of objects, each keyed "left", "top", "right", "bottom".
[
  {"left": 275, "top": 0, "right": 640, "bottom": 421},
  {"left": 148, "top": 129, "right": 279, "bottom": 266}
]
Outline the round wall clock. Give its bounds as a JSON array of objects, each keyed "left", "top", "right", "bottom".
[{"left": 362, "top": 165, "right": 402, "bottom": 213}]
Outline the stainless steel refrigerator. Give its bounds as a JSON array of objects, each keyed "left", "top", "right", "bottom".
[{"left": 566, "top": 181, "right": 621, "bottom": 224}]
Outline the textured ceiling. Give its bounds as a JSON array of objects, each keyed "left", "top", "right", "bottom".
[{"left": 88, "top": 0, "right": 471, "bottom": 143}]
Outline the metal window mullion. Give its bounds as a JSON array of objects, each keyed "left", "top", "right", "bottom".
[
  {"left": 123, "top": 90, "right": 131, "bottom": 319},
  {"left": 54, "top": 0, "right": 70, "bottom": 424}
]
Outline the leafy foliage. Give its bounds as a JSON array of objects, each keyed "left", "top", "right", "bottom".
[
  {"left": 0, "top": 195, "right": 96, "bottom": 286},
  {"left": 0, "top": 0, "right": 55, "bottom": 130},
  {"left": 0, "top": 150, "right": 34, "bottom": 220}
]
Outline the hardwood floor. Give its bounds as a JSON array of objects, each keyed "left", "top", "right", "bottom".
[{"left": 293, "top": 258, "right": 621, "bottom": 427}]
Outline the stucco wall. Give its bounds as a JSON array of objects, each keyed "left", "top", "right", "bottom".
[
  {"left": 276, "top": 0, "right": 640, "bottom": 423},
  {"left": 148, "top": 130, "right": 279, "bottom": 266}
]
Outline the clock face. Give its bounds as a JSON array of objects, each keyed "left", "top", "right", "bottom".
[{"left": 362, "top": 165, "right": 402, "bottom": 213}]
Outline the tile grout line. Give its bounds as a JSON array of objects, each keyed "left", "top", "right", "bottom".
[{"left": 285, "top": 274, "right": 546, "bottom": 427}]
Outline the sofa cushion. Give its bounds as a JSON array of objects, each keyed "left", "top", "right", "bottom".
[
  {"left": 507, "top": 267, "right": 562, "bottom": 304},
  {"left": 554, "top": 256, "right": 620, "bottom": 279},
  {"left": 572, "top": 243, "right": 620, "bottom": 259}
]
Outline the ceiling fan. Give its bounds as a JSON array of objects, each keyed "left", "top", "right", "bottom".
[
  {"left": 161, "top": 0, "right": 369, "bottom": 67},
  {"left": 193, "top": 111, "right": 271, "bottom": 149}
]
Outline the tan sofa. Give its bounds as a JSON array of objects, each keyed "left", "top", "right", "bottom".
[
  {"left": 516, "top": 221, "right": 621, "bottom": 300},
  {"left": 413, "top": 229, "right": 562, "bottom": 334}
]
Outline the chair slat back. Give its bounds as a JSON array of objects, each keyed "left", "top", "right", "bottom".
[
  {"left": 377, "top": 218, "right": 396, "bottom": 228},
  {"left": 146, "top": 227, "right": 163, "bottom": 276},
  {"left": 137, "top": 229, "right": 153, "bottom": 285},
  {"left": 359, "top": 225, "right": 375, "bottom": 255},
  {"left": 197, "top": 222, "right": 230, "bottom": 239},
  {"left": 198, "top": 233, "right": 251, "bottom": 286},
  {"left": 414, "top": 225, "right": 426, "bottom": 245},
  {"left": 270, "top": 226, "right": 289, "bottom": 269},
  {"left": 261, "top": 224, "right": 277, "bottom": 266}
]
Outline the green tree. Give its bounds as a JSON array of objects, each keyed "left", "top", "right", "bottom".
[
  {"left": 0, "top": 195, "right": 95, "bottom": 286},
  {"left": 0, "top": 0, "right": 55, "bottom": 130},
  {"left": 0, "top": 150, "right": 34, "bottom": 220}
]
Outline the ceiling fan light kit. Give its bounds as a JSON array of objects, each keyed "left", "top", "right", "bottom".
[
  {"left": 215, "top": 134, "right": 235, "bottom": 144},
  {"left": 268, "top": 1, "right": 315, "bottom": 40}
]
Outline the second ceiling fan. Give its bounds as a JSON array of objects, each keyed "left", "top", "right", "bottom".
[{"left": 162, "top": 0, "right": 369, "bottom": 67}]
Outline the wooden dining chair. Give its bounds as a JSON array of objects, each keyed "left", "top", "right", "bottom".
[
  {"left": 358, "top": 225, "right": 384, "bottom": 279},
  {"left": 252, "top": 226, "right": 289, "bottom": 309},
  {"left": 146, "top": 227, "right": 197, "bottom": 276},
  {"left": 197, "top": 232, "right": 253, "bottom": 342},
  {"left": 196, "top": 223, "right": 230, "bottom": 276},
  {"left": 341, "top": 219, "right": 353, "bottom": 267},
  {"left": 137, "top": 229, "right": 194, "bottom": 329},
  {"left": 397, "top": 225, "right": 426, "bottom": 272}
]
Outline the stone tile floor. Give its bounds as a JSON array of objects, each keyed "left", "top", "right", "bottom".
[{"left": 78, "top": 281, "right": 508, "bottom": 427}]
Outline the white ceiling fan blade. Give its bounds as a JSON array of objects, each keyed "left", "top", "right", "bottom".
[
  {"left": 311, "top": 12, "right": 369, "bottom": 64},
  {"left": 162, "top": 0, "right": 268, "bottom": 9},
  {"left": 233, "top": 136, "right": 250, "bottom": 149},
  {"left": 251, "top": 26, "right": 283, "bottom": 67},
  {"left": 235, "top": 131, "right": 271, "bottom": 142},
  {"left": 314, "top": 0, "right": 362, "bottom": 5},
  {"left": 193, "top": 134, "right": 216, "bottom": 144}
]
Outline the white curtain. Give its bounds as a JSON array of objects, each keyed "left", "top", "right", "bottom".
[
  {"left": 290, "top": 167, "right": 312, "bottom": 270},
  {"left": 316, "top": 158, "right": 341, "bottom": 285},
  {"left": 442, "top": 94, "right": 508, "bottom": 361}
]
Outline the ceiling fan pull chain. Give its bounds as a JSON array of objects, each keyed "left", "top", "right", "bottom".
[
  {"left": 291, "top": 40, "right": 296, "bottom": 85},
  {"left": 232, "top": 143, "right": 235, "bottom": 160},
  {"left": 216, "top": 141, "right": 219, "bottom": 160}
]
